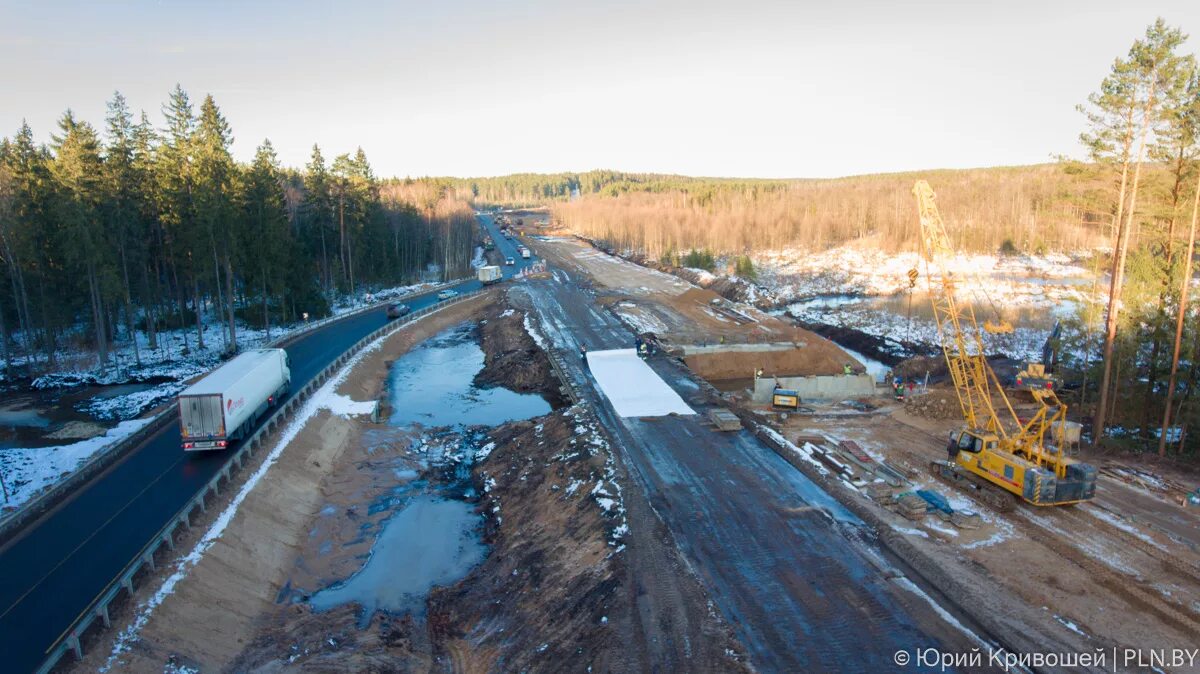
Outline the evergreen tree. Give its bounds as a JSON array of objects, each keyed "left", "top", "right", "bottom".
[{"left": 50, "top": 111, "right": 112, "bottom": 364}]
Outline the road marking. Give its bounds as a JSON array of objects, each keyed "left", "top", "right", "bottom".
[{"left": 1, "top": 450, "right": 189, "bottom": 623}]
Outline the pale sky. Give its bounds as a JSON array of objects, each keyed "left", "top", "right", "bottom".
[{"left": 3, "top": 0, "right": 1199, "bottom": 179}]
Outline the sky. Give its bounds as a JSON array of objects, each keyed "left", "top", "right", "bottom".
[{"left": 3, "top": 0, "right": 1200, "bottom": 179}]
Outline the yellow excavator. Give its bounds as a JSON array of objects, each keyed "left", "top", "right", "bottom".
[{"left": 911, "top": 180, "right": 1096, "bottom": 511}]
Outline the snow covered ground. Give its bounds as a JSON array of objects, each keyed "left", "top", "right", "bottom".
[
  {"left": 0, "top": 419, "right": 152, "bottom": 511},
  {"left": 746, "top": 244, "right": 1100, "bottom": 363},
  {"left": 753, "top": 245, "right": 1097, "bottom": 307}
]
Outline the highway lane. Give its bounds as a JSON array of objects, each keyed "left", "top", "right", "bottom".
[
  {"left": 0, "top": 278, "right": 493, "bottom": 673},
  {"left": 516, "top": 258, "right": 979, "bottom": 671}
]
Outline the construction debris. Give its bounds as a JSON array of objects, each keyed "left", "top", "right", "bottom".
[
  {"left": 903, "top": 390, "right": 960, "bottom": 420},
  {"left": 708, "top": 408, "right": 743, "bottom": 431}
]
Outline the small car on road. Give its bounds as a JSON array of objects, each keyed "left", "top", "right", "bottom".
[
  {"left": 437, "top": 289, "right": 459, "bottom": 300},
  {"left": 386, "top": 303, "right": 411, "bottom": 319},
  {"left": 505, "top": 257, "right": 515, "bottom": 266}
]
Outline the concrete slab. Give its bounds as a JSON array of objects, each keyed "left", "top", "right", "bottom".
[{"left": 586, "top": 349, "right": 695, "bottom": 418}]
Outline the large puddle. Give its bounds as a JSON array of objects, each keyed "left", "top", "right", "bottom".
[
  {"left": 386, "top": 324, "right": 551, "bottom": 427},
  {"left": 306, "top": 321, "right": 548, "bottom": 626},
  {"left": 310, "top": 495, "right": 487, "bottom": 627}
]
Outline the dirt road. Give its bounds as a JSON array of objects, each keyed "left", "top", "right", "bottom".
[{"left": 510, "top": 261, "right": 984, "bottom": 671}]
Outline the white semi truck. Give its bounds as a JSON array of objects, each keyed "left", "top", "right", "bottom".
[
  {"left": 178, "top": 348, "right": 291, "bottom": 451},
  {"left": 477, "top": 265, "right": 502, "bottom": 284}
]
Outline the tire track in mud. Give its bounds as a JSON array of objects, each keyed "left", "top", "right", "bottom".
[{"left": 1016, "top": 509, "right": 1200, "bottom": 639}]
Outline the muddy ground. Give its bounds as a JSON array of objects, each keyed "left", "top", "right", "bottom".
[
  {"left": 474, "top": 303, "right": 569, "bottom": 407},
  {"left": 535, "top": 237, "right": 854, "bottom": 377},
  {"left": 773, "top": 401, "right": 1200, "bottom": 667}
]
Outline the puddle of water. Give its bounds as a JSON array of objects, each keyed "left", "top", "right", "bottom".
[
  {"left": 310, "top": 495, "right": 487, "bottom": 626},
  {"left": 386, "top": 323, "right": 550, "bottom": 428},
  {"left": 86, "top": 382, "right": 155, "bottom": 400},
  {"left": 304, "top": 321, "right": 551, "bottom": 626},
  {"left": 0, "top": 408, "right": 51, "bottom": 428}
]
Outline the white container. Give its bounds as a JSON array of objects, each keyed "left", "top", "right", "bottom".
[
  {"left": 178, "top": 349, "right": 291, "bottom": 450},
  {"left": 477, "top": 265, "right": 502, "bottom": 284}
]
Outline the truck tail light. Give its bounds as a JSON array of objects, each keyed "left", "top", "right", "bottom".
[
  {"left": 218, "top": 440, "right": 228, "bottom": 448},
  {"left": 1046, "top": 382, "right": 1053, "bottom": 388},
  {"left": 183, "top": 442, "right": 194, "bottom": 449}
]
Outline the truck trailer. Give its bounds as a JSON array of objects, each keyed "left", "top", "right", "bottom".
[
  {"left": 477, "top": 265, "right": 502, "bottom": 284},
  {"left": 178, "top": 348, "right": 291, "bottom": 451},
  {"left": 520, "top": 247, "right": 531, "bottom": 259}
]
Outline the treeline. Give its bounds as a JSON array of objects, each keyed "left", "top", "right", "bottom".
[
  {"left": 549, "top": 165, "right": 1108, "bottom": 256},
  {"left": 0, "top": 86, "right": 475, "bottom": 376},
  {"left": 447, "top": 170, "right": 784, "bottom": 207}
]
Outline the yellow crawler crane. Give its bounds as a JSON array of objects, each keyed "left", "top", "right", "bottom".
[{"left": 912, "top": 180, "right": 1096, "bottom": 511}]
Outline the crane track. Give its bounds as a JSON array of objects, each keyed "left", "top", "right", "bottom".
[
  {"left": 1050, "top": 504, "right": 1200, "bottom": 588},
  {"left": 1016, "top": 510, "right": 1200, "bottom": 637}
]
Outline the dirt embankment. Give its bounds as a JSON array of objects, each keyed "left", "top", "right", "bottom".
[
  {"left": 429, "top": 409, "right": 625, "bottom": 671},
  {"left": 475, "top": 300, "right": 568, "bottom": 407}
]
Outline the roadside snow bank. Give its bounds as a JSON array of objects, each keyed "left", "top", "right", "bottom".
[{"left": 0, "top": 419, "right": 152, "bottom": 510}]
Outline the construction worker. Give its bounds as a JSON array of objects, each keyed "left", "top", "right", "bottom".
[{"left": 843, "top": 362, "right": 853, "bottom": 375}]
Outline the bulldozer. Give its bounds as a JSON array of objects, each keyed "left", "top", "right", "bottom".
[{"left": 912, "top": 181, "right": 1096, "bottom": 510}]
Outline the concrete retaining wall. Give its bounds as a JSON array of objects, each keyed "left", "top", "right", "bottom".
[{"left": 752, "top": 374, "right": 875, "bottom": 402}]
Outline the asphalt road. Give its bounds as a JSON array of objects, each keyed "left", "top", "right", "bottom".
[
  {"left": 0, "top": 222, "right": 531, "bottom": 674},
  {"left": 517, "top": 257, "right": 979, "bottom": 671}
]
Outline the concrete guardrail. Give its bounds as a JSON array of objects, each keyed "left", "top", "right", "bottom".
[{"left": 34, "top": 288, "right": 486, "bottom": 674}]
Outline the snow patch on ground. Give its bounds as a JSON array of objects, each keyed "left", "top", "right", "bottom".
[
  {"left": 0, "top": 419, "right": 153, "bottom": 510},
  {"left": 1054, "top": 614, "right": 1088, "bottom": 637},
  {"left": 564, "top": 405, "right": 629, "bottom": 549},
  {"left": 755, "top": 246, "right": 1093, "bottom": 303},
  {"left": 893, "top": 526, "right": 930, "bottom": 539},
  {"left": 78, "top": 382, "right": 188, "bottom": 421},
  {"left": 522, "top": 313, "right": 548, "bottom": 350},
  {"left": 894, "top": 577, "right": 993, "bottom": 652},
  {"left": 611, "top": 305, "right": 669, "bottom": 335},
  {"left": 1083, "top": 505, "right": 1166, "bottom": 551},
  {"left": 321, "top": 393, "right": 377, "bottom": 418}
]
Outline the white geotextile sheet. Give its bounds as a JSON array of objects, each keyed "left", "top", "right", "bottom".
[{"left": 585, "top": 349, "right": 695, "bottom": 417}]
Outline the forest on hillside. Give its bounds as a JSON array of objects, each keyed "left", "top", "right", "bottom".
[
  {"left": 550, "top": 165, "right": 1111, "bottom": 256},
  {"left": 0, "top": 87, "right": 476, "bottom": 377}
]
